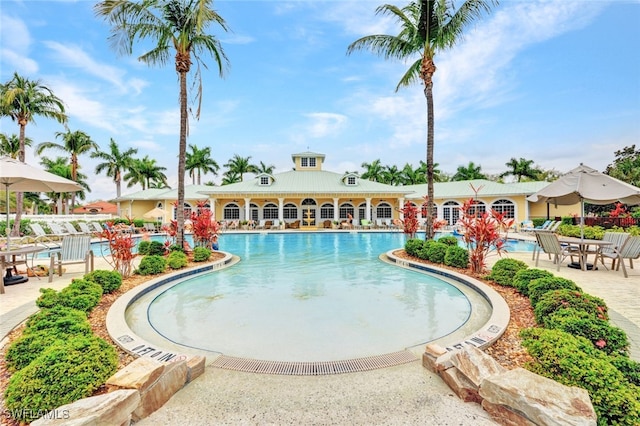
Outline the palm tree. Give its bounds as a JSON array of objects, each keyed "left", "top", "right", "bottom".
[
  {"left": 125, "top": 156, "right": 168, "bottom": 190},
  {"left": 185, "top": 144, "right": 219, "bottom": 185},
  {"left": 224, "top": 154, "right": 255, "bottom": 181},
  {"left": 95, "top": 0, "right": 230, "bottom": 249},
  {"left": 347, "top": 0, "right": 497, "bottom": 239},
  {"left": 36, "top": 129, "right": 98, "bottom": 211},
  {"left": 253, "top": 160, "right": 276, "bottom": 175},
  {"left": 452, "top": 161, "right": 486, "bottom": 181},
  {"left": 1, "top": 72, "right": 67, "bottom": 235},
  {"left": 361, "top": 159, "right": 386, "bottom": 182},
  {"left": 501, "top": 157, "right": 539, "bottom": 182},
  {"left": 0, "top": 133, "right": 32, "bottom": 158},
  {"left": 91, "top": 138, "right": 138, "bottom": 216},
  {"left": 382, "top": 165, "right": 404, "bottom": 186},
  {"left": 39, "top": 156, "right": 90, "bottom": 214},
  {"left": 221, "top": 171, "right": 242, "bottom": 185}
]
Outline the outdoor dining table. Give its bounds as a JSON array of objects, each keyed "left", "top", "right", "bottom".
[
  {"left": 557, "top": 237, "right": 612, "bottom": 271},
  {"left": 0, "top": 245, "right": 45, "bottom": 294}
]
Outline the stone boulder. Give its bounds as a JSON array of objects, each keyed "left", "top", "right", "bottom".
[
  {"left": 132, "top": 360, "right": 188, "bottom": 421},
  {"left": 479, "top": 367, "right": 597, "bottom": 426},
  {"left": 451, "top": 345, "right": 507, "bottom": 388},
  {"left": 107, "top": 357, "right": 166, "bottom": 392}
]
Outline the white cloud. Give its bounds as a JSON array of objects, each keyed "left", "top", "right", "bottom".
[
  {"left": 302, "top": 112, "right": 348, "bottom": 138},
  {"left": 0, "top": 14, "right": 38, "bottom": 74}
]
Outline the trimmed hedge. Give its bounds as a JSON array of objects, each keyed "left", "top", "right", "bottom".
[
  {"left": 534, "top": 289, "right": 608, "bottom": 325},
  {"left": 193, "top": 246, "right": 212, "bottom": 262},
  {"left": 511, "top": 268, "right": 554, "bottom": 296},
  {"left": 444, "top": 245, "right": 469, "bottom": 268},
  {"left": 167, "top": 251, "right": 188, "bottom": 269},
  {"left": 136, "top": 255, "right": 167, "bottom": 275},
  {"left": 484, "top": 258, "right": 528, "bottom": 286},
  {"left": 405, "top": 239, "right": 425, "bottom": 257},
  {"left": 528, "top": 276, "right": 581, "bottom": 306},
  {"left": 84, "top": 270, "right": 122, "bottom": 294},
  {"left": 35, "top": 279, "right": 103, "bottom": 313},
  {"left": 137, "top": 240, "right": 151, "bottom": 255},
  {"left": 425, "top": 242, "right": 448, "bottom": 264},
  {"left": 147, "top": 240, "right": 165, "bottom": 256}
]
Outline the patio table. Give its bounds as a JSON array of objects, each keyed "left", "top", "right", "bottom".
[
  {"left": 557, "top": 237, "right": 611, "bottom": 271},
  {"left": 0, "top": 245, "right": 45, "bottom": 294}
]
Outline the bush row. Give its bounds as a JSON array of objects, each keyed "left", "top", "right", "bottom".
[
  {"left": 404, "top": 237, "right": 469, "bottom": 269},
  {"left": 4, "top": 271, "right": 120, "bottom": 421},
  {"left": 488, "top": 259, "right": 640, "bottom": 425},
  {"left": 135, "top": 246, "right": 212, "bottom": 275}
]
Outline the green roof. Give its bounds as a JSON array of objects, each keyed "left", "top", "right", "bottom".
[{"left": 404, "top": 179, "right": 551, "bottom": 199}]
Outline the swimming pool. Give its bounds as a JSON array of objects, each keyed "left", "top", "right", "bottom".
[{"left": 125, "top": 232, "right": 485, "bottom": 362}]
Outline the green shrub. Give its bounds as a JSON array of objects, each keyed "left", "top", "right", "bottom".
[
  {"left": 444, "top": 246, "right": 469, "bottom": 268},
  {"left": 137, "top": 255, "right": 167, "bottom": 275},
  {"left": 417, "top": 240, "right": 436, "bottom": 260},
  {"left": 137, "top": 240, "right": 151, "bottom": 255},
  {"left": 147, "top": 240, "right": 166, "bottom": 256},
  {"left": 511, "top": 268, "right": 554, "bottom": 296},
  {"left": 133, "top": 218, "right": 144, "bottom": 228},
  {"left": 35, "top": 288, "right": 61, "bottom": 309},
  {"left": 4, "top": 335, "right": 118, "bottom": 422},
  {"left": 23, "top": 306, "right": 89, "bottom": 335},
  {"left": 484, "top": 258, "right": 528, "bottom": 286},
  {"left": 84, "top": 270, "right": 122, "bottom": 294},
  {"left": 193, "top": 246, "right": 211, "bottom": 262},
  {"left": 528, "top": 276, "right": 581, "bottom": 306},
  {"left": 545, "top": 308, "right": 629, "bottom": 355},
  {"left": 169, "top": 244, "right": 184, "bottom": 253},
  {"left": 437, "top": 235, "right": 459, "bottom": 246},
  {"left": 167, "top": 250, "right": 188, "bottom": 269},
  {"left": 426, "top": 242, "right": 447, "bottom": 264},
  {"left": 57, "top": 279, "right": 103, "bottom": 313},
  {"left": 520, "top": 328, "right": 640, "bottom": 425},
  {"left": 609, "top": 356, "right": 640, "bottom": 387},
  {"left": 404, "top": 239, "right": 425, "bottom": 257},
  {"left": 533, "top": 289, "right": 608, "bottom": 325}
]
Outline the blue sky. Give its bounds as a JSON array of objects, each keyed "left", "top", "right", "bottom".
[{"left": 1, "top": 0, "right": 639, "bottom": 203}]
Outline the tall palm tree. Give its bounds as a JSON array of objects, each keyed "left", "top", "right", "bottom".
[
  {"left": 1, "top": 72, "right": 67, "bottom": 234},
  {"left": 221, "top": 171, "right": 242, "bottom": 185},
  {"left": 0, "top": 133, "right": 32, "bottom": 158},
  {"left": 347, "top": 0, "right": 497, "bottom": 239},
  {"left": 501, "top": 157, "right": 539, "bottom": 182},
  {"left": 401, "top": 163, "right": 427, "bottom": 185},
  {"left": 95, "top": 0, "right": 230, "bottom": 248},
  {"left": 39, "top": 156, "right": 90, "bottom": 214},
  {"left": 125, "top": 156, "right": 168, "bottom": 190},
  {"left": 91, "top": 138, "right": 138, "bottom": 216},
  {"left": 185, "top": 144, "right": 219, "bottom": 184},
  {"left": 253, "top": 160, "right": 276, "bottom": 175},
  {"left": 36, "top": 129, "right": 98, "bottom": 211},
  {"left": 452, "top": 161, "right": 486, "bottom": 181},
  {"left": 224, "top": 154, "right": 255, "bottom": 181},
  {"left": 382, "top": 164, "right": 404, "bottom": 186},
  {"left": 361, "top": 159, "right": 386, "bottom": 182}
]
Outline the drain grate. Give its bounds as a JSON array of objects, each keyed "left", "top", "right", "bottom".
[{"left": 210, "top": 350, "right": 417, "bottom": 375}]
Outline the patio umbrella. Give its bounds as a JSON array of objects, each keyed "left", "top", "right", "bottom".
[
  {"left": 527, "top": 163, "right": 640, "bottom": 238},
  {"left": 1, "top": 156, "right": 83, "bottom": 249},
  {"left": 143, "top": 207, "right": 166, "bottom": 222}
]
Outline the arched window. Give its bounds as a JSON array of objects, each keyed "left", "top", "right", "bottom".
[
  {"left": 358, "top": 203, "right": 372, "bottom": 221},
  {"left": 263, "top": 203, "right": 278, "bottom": 219},
  {"left": 492, "top": 199, "right": 515, "bottom": 218},
  {"left": 283, "top": 203, "right": 298, "bottom": 219},
  {"left": 443, "top": 201, "right": 461, "bottom": 225},
  {"left": 376, "top": 202, "right": 392, "bottom": 219},
  {"left": 301, "top": 198, "right": 317, "bottom": 206},
  {"left": 174, "top": 202, "right": 192, "bottom": 220},
  {"left": 320, "top": 203, "right": 333, "bottom": 219},
  {"left": 250, "top": 203, "right": 259, "bottom": 221},
  {"left": 223, "top": 203, "right": 240, "bottom": 220},
  {"left": 469, "top": 200, "right": 487, "bottom": 217},
  {"left": 339, "top": 203, "right": 354, "bottom": 220}
]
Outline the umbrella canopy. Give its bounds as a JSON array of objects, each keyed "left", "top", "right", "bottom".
[
  {"left": 527, "top": 163, "right": 640, "bottom": 239},
  {"left": 1, "top": 156, "right": 83, "bottom": 248},
  {"left": 527, "top": 164, "right": 640, "bottom": 206},
  {"left": 143, "top": 207, "right": 167, "bottom": 220}
]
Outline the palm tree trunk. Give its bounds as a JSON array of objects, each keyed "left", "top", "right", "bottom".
[
  {"left": 176, "top": 69, "right": 188, "bottom": 248},
  {"left": 422, "top": 55, "right": 437, "bottom": 240},
  {"left": 11, "top": 123, "right": 27, "bottom": 237}
]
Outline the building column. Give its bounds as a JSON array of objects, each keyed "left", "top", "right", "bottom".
[
  {"left": 398, "top": 197, "right": 404, "bottom": 219},
  {"left": 278, "top": 198, "right": 284, "bottom": 221},
  {"left": 210, "top": 198, "right": 216, "bottom": 221},
  {"left": 244, "top": 198, "right": 251, "bottom": 221},
  {"left": 333, "top": 198, "right": 339, "bottom": 221},
  {"left": 365, "top": 198, "right": 372, "bottom": 221}
]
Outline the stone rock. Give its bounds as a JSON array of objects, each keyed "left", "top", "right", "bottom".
[
  {"left": 186, "top": 355, "right": 206, "bottom": 382},
  {"left": 424, "top": 348, "right": 458, "bottom": 374},
  {"left": 451, "top": 345, "right": 507, "bottom": 388},
  {"left": 440, "top": 367, "right": 482, "bottom": 404},
  {"left": 482, "top": 399, "right": 537, "bottom": 426},
  {"left": 107, "top": 357, "right": 166, "bottom": 393},
  {"left": 425, "top": 343, "right": 448, "bottom": 357},
  {"left": 31, "top": 389, "right": 139, "bottom": 426},
  {"left": 479, "top": 367, "right": 597, "bottom": 426},
  {"left": 132, "top": 360, "right": 188, "bottom": 421}
]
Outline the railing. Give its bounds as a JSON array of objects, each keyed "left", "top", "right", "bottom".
[{"left": 583, "top": 217, "right": 639, "bottom": 228}]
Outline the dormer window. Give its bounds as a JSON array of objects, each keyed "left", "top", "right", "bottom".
[
  {"left": 259, "top": 176, "right": 270, "bottom": 186},
  {"left": 300, "top": 157, "right": 316, "bottom": 168},
  {"left": 346, "top": 175, "right": 357, "bottom": 186}
]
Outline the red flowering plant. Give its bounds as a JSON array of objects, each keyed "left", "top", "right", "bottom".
[
  {"left": 457, "top": 198, "right": 515, "bottom": 274},
  {"left": 161, "top": 219, "right": 178, "bottom": 252},
  {"left": 398, "top": 200, "right": 420, "bottom": 239},
  {"left": 190, "top": 200, "right": 221, "bottom": 248},
  {"left": 98, "top": 221, "right": 137, "bottom": 278},
  {"left": 609, "top": 202, "right": 627, "bottom": 218}
]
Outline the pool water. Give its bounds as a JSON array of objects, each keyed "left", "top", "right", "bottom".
[{"left": 132, "top": 232, "right": 476, "bottom": 362}]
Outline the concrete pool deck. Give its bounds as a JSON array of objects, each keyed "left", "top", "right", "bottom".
[{"left": 1, "top": 232, "right": 638, "bottom": 424}]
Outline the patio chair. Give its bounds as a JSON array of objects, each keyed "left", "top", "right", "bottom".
[
  {"left": 534, "top": 231, "right": 579, "bottom": 271},
  {"left": 375, "top": 219, "right": 387, "bottom": 229},
  {"left": 89, "top": 222, "right": 104, "bottom": 233},
  {"left": 77, "top": 222, "right": 93, "bottom": 234},
  {"left": 61, "top": 222, "right": 81, "bottom": 234},
  {"left": 143, "top": 222, "right": 158, "bottom": 233},
  {"left": 323, "top": 220, "right": 332, "bottom": 229},
  {"left": 255, "top": 219, "right": 268, "bottom": 230},
  {"left": 49, "top": 234, "right": 94, "bottom": 282},
  {"left": 360, "top": 219, "right": 372, "bottom": 229},
  {"left": 595, "top": 232, "right": 630, "bottom": 270},
  {"left": 596, "top": 235, "right": 640, "bottom": 278},
  {"left": 272, "top": 219, "right": 281, "bottom": 230},
  {"left": 48, "top": 222, "right": 70, "bottom": 236},
  {"left": 28, "top": 223, "right": 63, "bottom": 248}
]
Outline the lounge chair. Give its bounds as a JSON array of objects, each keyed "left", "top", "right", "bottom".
[
  {"left": 534, "top": 231, "right": 579, "bottom": 271},
  {"left": 360, "top": 219, "right": 372, "bottom": 229},
  {"left": 48, "top": 234, "right": 94, "bottom": 282},
  {"left": 323, "top": 220, "right": 332, "bottom": 229},
  {"left": 272, "top": 219, "right": 281, "bottom": 230},
  {"left": 29, "top": 223, "right": 64, "bottom": 247},
  {"left": 374, "top": 219, "right": 387, "bottom": 229},
  {"left": 288, "top": 220, "right": 300, "bottom": 229},
  {"left": 596, "top": 235, "right": 640, "bottom": 278},
  {"left": 143, "top": 222, "right": 158, "bottom": 233},
  {"left": 61, "top": 222, "right": 81, "bottom": 234},
  {"left": 77, "top": 222, "right": 93, "bottom": 234},
  {"left": 48, "top": 222, "right": 71, "bottom": 236},
  {"left": 88, "top": 222, "right": 104, "bottom": 233},
  {"left": 255, "top": 219, "right": 268, "bottom": 230}
]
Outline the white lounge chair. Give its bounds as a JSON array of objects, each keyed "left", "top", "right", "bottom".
[
  {"left": 272, "top": 219, "right": 280, "bottom": 230},
  {"left": 49, "top": 234, "right": 94, "bottom": 282},
  {"left": 61, "top": 222, "right": 81, "bottom": 234},
  {"left": 48, "top": 222, "right": 70, "bottom": 236},
  {"left": 596, "top": 235, "right": 640, "bottom": 278},
  {"left": 534, "top": 231, "right": 579, "bottom": 271},
  {"left": 255, "top": 219, "right": 268, "bottom": 230}
]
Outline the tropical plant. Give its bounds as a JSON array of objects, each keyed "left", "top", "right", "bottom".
[
  {"left": 1, "top": 72, "right": 67, "bottom": 235},
  {"left": 221, "top": 170, "right": 242, "bottom": 185},
  {"left": 252, "top": 160, "right": 276, "bottom": 175},
  {"left": 452, "top": 161, "right": 486, "bottom": 181},
  {"left": 39, "top": 156, "right": 90, "bottom": 213},
  {"left": 361, "top": 159, "right": 386, "bottom": 182},
  {"left": 91, "top": 138, "right": 138, "bottom": 215},
  {"left": 185, "top": 144, "right": 219, "bottom": 185},
  {"left": 224, "top": 154, "right": 256, "bottom": 181},
  {"left": 36, "top": 129, "right": 98, "bottom": 209},
  {"left": 96, "top": 0, "right": 230, "bottom": 250},
  {"left": 124, "top": 155, "right": 168, "bottom": 190},
  {"left": 98, "top": 222, "right": 137, "bottom": 278},
  {"left": 381, "top": 164, "right": 403, "bottom": 185},
  {"left": 347, "top": 0, "right": 497, "bottom": 239},
  {"left": 190, "top": 200, "right": 220, "bottom": 247},
  {"left": 398, "top": 200, "right": 420, "bottom": 239},
  {"left": 501, "top": 157, "right": 540, "bottom": 182},
  {"left": 605, "top": 145, "right": 640, "bottom": 187},
  {"left": 0, "top": 133, "right": 32, "bottom": 158},
  {"left": 401, "top": 163, "right": 427, "bottom": 184}
]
